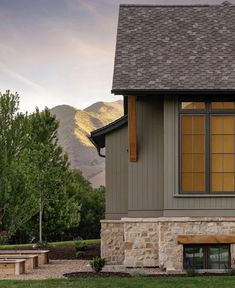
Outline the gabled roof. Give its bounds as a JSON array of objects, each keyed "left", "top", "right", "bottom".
[
  {"left": 89, "top": 115, "right": 127, "bottom": 150},
  {"left": 112, "top": 2, "right": 235, "bottom": 94}
]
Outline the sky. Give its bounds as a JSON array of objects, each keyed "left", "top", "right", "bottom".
[{"left": 0, "top": 0, "right": 234, "bottom": 112}]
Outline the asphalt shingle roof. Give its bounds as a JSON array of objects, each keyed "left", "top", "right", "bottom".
[{"left": 112, "top": 2, "right": 235, "bottom": 93}]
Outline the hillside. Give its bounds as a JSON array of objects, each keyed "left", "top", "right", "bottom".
[{"left": 51, "top": 100, "right": 123, "bottom": 187}]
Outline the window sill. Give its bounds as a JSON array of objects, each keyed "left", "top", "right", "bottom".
[{"left": 174, "top": 194, "right": 235, "bottom": 198}]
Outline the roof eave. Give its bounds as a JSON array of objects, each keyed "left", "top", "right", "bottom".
[
  {"left": 89, "top": 115, "right": 128, "bottom": 150},
  {"left": 111, "top": 89, "right": 235, "bottom": 96}
]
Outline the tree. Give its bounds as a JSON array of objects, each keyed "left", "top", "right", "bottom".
[
  {"left": 71, "top": 170, "right": 105, "bottom": 239},
  {"left": 0, "top": 91, "right": 38, "bottom": 241},
  {"left": 0, "top": 90, "right": 103, "bottom": 244},
  {"left": 28, "top": 108, "right": 80, "bottom": 242}
]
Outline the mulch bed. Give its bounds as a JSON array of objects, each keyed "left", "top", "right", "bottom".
[
  {"left": 64, "top": 271, "right": 235, "bottom": 278},
  {"left": 49, "top": 246, "right": 77, "bottom": 260},
  {"left": 64, "top": 272, "right": 131, "bottom": 278},
  {"left": 49, "top": 244, "right": 100, "bottom": 260}
]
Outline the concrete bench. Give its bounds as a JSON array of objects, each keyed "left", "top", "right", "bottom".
[
  {"left": 0, "top": 259, "right": 25, "bottom": 276},
  {"left": 0, "top": 250, "right": 49, "bottom": 265},
  {"left": 0, "top": 255, "right": 38, "bottom": 270}
]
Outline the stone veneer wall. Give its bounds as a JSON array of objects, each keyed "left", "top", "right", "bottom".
[
  {"left": 100, "top": 220, "right": 124, "bottom": 264},
  {"left": 159, "top": 218, "right": 235, "bottom": 271},
  {"left": 101, "top": 217, "right": 235, "bottom": 271},
  {"left": 124, "top": 221, "right": 159, "bottom": 267}
]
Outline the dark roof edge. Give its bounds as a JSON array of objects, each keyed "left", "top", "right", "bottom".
[
  {"left": 111, "top": 89, "right": 235, "bottom": 96},
  {"left": 89, "top": 115, "right": 128, "bottom": 149},
  {"left": 119, "top": 4, "right": 232, "bottom": 8},
  {"left": 90, "top": 115, "right": 127, "bottom": 138}
]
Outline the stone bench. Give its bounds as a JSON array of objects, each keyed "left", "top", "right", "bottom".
[
  {"left": 0, "top": 255, "right": 38, "bottom": 270},
  {"left": 0, "top": 250, "right": 49, "bottom": 265},
  {"left": 0, "top": 259, "right": 25, "bottom": 276}
]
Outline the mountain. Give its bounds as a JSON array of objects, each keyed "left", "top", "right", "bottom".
[{"left": 51, "top": 100, "right": 123, "bottom": 187}]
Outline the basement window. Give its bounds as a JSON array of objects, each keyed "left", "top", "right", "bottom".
[{"left": 183, "top": 244, "right": 230, "bottom": 269}]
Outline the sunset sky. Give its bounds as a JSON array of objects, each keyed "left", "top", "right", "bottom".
[{"left": 0, "top": 0, "right": 234, "bottom": 112}]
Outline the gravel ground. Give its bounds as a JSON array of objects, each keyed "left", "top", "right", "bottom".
[
  {"left": 0, "top": 260, "right": 169, "bottom": 280},
  {"left": 0, "top": 260, "right": 90, "bottom": 280}
]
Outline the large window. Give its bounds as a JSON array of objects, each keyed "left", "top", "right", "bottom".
[
  {"left": 180, "top": 100, "right": 235, "bottom": 194},
  {"left": 184, "top": 244, "right": 230, "bottom": 269}
]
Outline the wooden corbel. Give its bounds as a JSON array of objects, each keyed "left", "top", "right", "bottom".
[{"left": 128, "top": 96, "right": 137, "bottom": 162}]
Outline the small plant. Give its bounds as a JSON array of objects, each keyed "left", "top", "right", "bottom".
[
  {"left": 75, "top": 242, "right": 88, "bottom": 251},
  {"left": 227, "top": 268, "right": 235, "bottom": 276},
  {"left": 75, "top": 242, "right": 88, "bottom": 259},
  {"left": 186, "top": 268, "right": 198, "bottom": 277},
  {"left": 75, "top": 240, "right": 100, "bottom": 260},
  {"left": 35, "top": 241, "right": 48, "bottom": 249},
  {"left": 90, "top": 257, "right": 106, "bottom": 273},
  {"left": 76, "top": 250, "right": 85, "bottom": 259}
]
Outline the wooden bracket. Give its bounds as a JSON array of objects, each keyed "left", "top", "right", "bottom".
[{"left": 128, "top": 96, "right": 137, "bottom": 162}]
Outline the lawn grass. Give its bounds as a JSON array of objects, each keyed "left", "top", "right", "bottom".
[
  {"left": 0, "top": 277, "right": 235, "bottom": 288},
  {"left": 0, "top": 239, "right": 100, "bottom": 250}
]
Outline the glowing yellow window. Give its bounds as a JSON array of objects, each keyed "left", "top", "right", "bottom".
[
  {"left": 181, "top": 115, "right": 205, "bottom": 193},
  {"left": 211, "top": 102, "right": 234, "bottom": 110},
  {"left": 180, "top": 100, "right": 235, "bottom": 194},
  {"left": 211, "top": 115, "right": 235, "bottom": 193},
  {"left": 181, "top": 102, "right": 205, "bottom": 110}
]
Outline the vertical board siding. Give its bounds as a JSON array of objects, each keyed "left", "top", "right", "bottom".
[
  {"left": 164, "top": 96, "right": 235, "bottom": 216},
  {"left": 106, "top": 125, "right": 128, "bottom": 219},
  {"left": 128, "top": 97, "right": 164, "bottom": 217}
]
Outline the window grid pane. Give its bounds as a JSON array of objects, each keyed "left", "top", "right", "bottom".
[
  {"left": 211, "top": 115, "right": 235, "bottom": 193},
  {"left": 181, "top": 115, "right": 205, "bottom": 193},
  {"left": 181, "top": 102, "right": 205, "bottom": 110},
  {"left": 180, "top": 100, "right": 235, "bottom": 194},
  {"left": 211, "top": 102, "right": 235, "bottom": 110}
]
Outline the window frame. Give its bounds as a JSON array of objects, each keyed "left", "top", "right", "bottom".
[
  {"left": 179, "top": 97, "right": 235, "bottom": 194},
  {"left": 183, "top": 244, "right": 231, "bottom": 270}
]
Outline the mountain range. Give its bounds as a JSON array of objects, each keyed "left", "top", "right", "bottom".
[{"left": 51, "top": 100, "right": 123, "bottom": 187}]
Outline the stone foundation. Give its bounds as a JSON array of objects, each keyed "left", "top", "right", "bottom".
[
  {"left": 101, "top": 217, "right": 235, "bottom": 271},
  {"left": 100, "top": 221, "right": 124, "bottom": 264},
  {"left": 124, "top": 221, "right": 158, "bottom": 267}
]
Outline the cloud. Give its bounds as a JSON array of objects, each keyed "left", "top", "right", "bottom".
[
  {"left": 0, "top": 61, "right": 56, "bottom": 113},
  {"left": 0, "top": 62, "right": 45, "bottom": 92}
]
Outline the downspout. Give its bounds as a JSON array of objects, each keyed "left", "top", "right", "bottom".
[{"left": 97, "top": 147, "right": 105, "bottom": 158}]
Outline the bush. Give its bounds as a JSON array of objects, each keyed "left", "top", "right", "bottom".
[
  {"left": 75, "top": 240, "right": 100, "bottom": 259},
  {"left": 186, "top": 268, "right": 198, "bottom": 277},
  {"left": 75, "top": 242, "right": 88, "bottom": 251},
  {"left": 76, "top": 251, "right": 85, "bottom": 258},
  {"left": 35, "top": 241, "right": 49, "bottom": 249},
  {"left": 90, "top": 257, "right": 105, "bottom": 273}
]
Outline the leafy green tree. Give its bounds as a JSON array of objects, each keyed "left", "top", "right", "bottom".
[
  {"left": 0, "top": 91, "right": 38, "bottom": 240},
  {"left": 27, "top": 108, "right": 80, "bottom": 242},
  {"left": 0, "top": 90, "right": 102, "bottom": 243},
  {"left": 71, "top": 170, "right": 105, "bottom": 239}
]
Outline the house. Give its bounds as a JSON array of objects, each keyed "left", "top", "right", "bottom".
[{"left": 90, "top": 2, "right": 235, "bottom": 272}]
